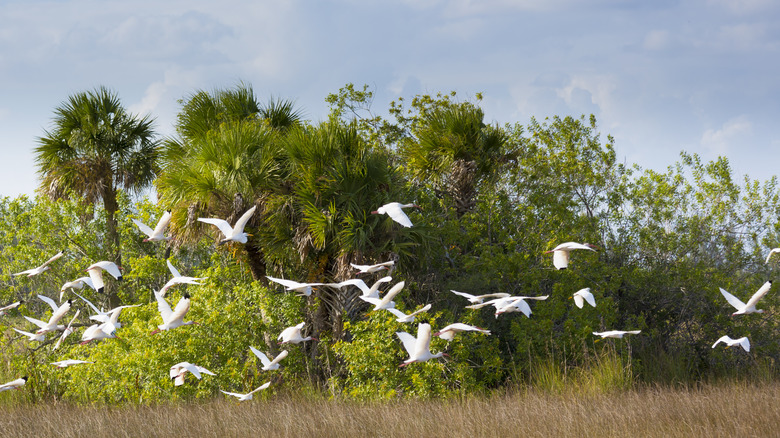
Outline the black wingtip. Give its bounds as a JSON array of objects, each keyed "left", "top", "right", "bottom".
[
  {"left": 117, "top": 276, "right": 124, "bottom": 282},
  {"left": 21, "top": 376, "right": 28, "bottom": 381},
  {"left": 183, "top": 292, "right": 191, "bottom": 299},
  {"left": 97, "top": 287, "right": 104, "bottom": 294}
]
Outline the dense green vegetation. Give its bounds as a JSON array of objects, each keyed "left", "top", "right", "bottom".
[{"left": 0, "top": 83, "right": 777, "bottom": 404}]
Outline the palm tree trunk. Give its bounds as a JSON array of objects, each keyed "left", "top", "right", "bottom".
[{"left": 102, "top": 189, "right": 122, "bottom": 308}]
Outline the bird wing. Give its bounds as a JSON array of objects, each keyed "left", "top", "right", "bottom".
[
  {"left": 269, "top": 350, "right": 288, "bottom": 367},
  {"left": 745, "top": 281, "right": 772, "bottom": 309},
  {"left": 195, "top": 365, "right": 215, "bottom": 376},
  {"left": 41, "top": 251, "right": 64, "bottom": 268},
  {"left": 396, "top": 331, "right": 417, "bottom": 356},
  {"left": 168, "top": 295, "right": 191, "bottom": 325},
  {"left": 198, "top": 218, "right": 234, "bottom": 238},
  {"left": 626, "top": 330, "right": 641, "bottom": 335},
  {"left": 87, "top": 268, "right": 105, "bottom": 292},
  {"left": 719, "top": 288, "right": 746, "bottom": 311},
  {"left": 167, "top": 260, "right": 183, "bottom": 278},
  {"left": 0, "top": 301, "right": 21, "bottom": 312},
  {"left": 765, "top": 248, "right": 780, "bottom": 263},
  {"left": 37, "top": 294, "right": 59, "bottom": 312},
  {"left": 712, "top": 335, "right": 730, "bottom": 348},
  {"left": 247, "top": 381, "right": 271, "bottom": 395},
  {"left": 155, "top": 290, "right": 173, "bottom": 322},
  {"left": 383, "top": 204, "right": 413, "bottom": 227},
  {"left": 584, "top": 291, "right": 596, "bottom": 307},
  {"left": 413, "top": 323, "right": 433, "bottom": 358},
  {"left": 48, "top": 300, "right": 72, "bottom": 325},
  {"left": 73, "top": 291, "right": 103, "bottom": 316},
  {"left": 407, "top": 304, "right": 432, "bottom": 318},
  {"left": 379, "top": 281, "right": 405, "bottom": 307},
  {"left": 232, "top": 205, "right": 257, "bottom": 235},
  {"left": 132, "top": 219, "right": 155, "bottom": 237},
  {"left": 450, "top": 290, "right": 476, "bottom": 300},
  {"left": 23, "top": 315, "right": 48, "bottom": 329},
  {"left": 266, "top": 276, "right": 304, "bottom": 290},
  {"left": 367, "top": 277, "right": 393, "bottom": 296},
  {"left": 573, "top": 294, "right": 585, "bottom": 309},
  {"left": 358, "top": 296, "right": 382, "bottom": 307},
  {"left": 249, "top": 346, "right": 272, "bottom": 367},
  {"left": 508, "top": 298, "right": 532, "bottom": 317},
  {"left": 331, "top": 279, "right": 369, "bottom": 294},
  {"left": 737, "top": 337, "right": 751, "bottom": 352},
  {"left": 13, "top": 327, "right": 39, "bottom": 339},
  {"left": 220, "top": 390, "right": 245, "bottom": 398},
  {"left": 152, "top": 211, "right": 172, "bottom": 236},
  {"left": 98, "top": 262, "right": 122, "bottom": 280},
  {"left": 386, "top": 308, "right": 409, "bottom": 320},
  {"left": 552, "top": 251, "right": 569, "bottom": 270}
]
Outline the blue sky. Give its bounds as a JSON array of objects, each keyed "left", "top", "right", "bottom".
[{"left": 1, "top": 0, "right": 778, "bottom": 197}]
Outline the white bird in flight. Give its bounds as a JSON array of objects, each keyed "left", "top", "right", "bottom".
[
  {"left": 397, "top": 323, "right": 446, "bottom": 367},
  {"left": 0, "top": 376, "right": 27, "bottom": 392},
  {"left": 326, "top": 276, "right": 392, "bottom": 298},
  {"left": 169, "top": 362, "right": 215, "bottom": 386},
  {"left": 387, "top": 304, "right": 432, "bottom": 323},
  {"left": 433, "top": 323, "right": 491, "bottom": 341},
  {"left": 59, "top": 276, "right": 96, "bottom": 302},
  {"left": 86, "top": 261, "right": 123, "bottom": 294},
  {"left": 152, "top": 290, "right": 197, "bottom": 334},
  {"left": 571, "top": 288, "right": 596, "bottom": 308},
  {"left": 372, "top": 202, "right": 419, "bottom": 228},
  {"left": 198, "top": 205, "right": 256, "bottom": 244},
  {"left": 13, "top": 328, "right": 46, "bottom": 342},
  {"left": 250, "top": 347, "right": 289, "bottom": 371},
  {"left": 467, "top": 295, "right": 548, "bottom": 318},
  {"left": 278, "top": 322, "right": 316, "bottom": 344},
  {"left": 132, "top": 210, "right": 172, "bottom": 242},
  {"left": 51, "top": 359, "right": 93, "bottom": 368},
  {"left": 450, "top": 290, "right": 510, "bottom": 305},
  {"left": 80, "top": 321, "right": 119, "bottom": 344},
  {"left": 220, "top": 382, "right": 271, "bottom": 401},
  {"left": 720, "top": 281, "right": 772, "bottom": 315},
  {"left": 712, "top": 335, "right": 751, "bottom": 352},
  {"left": 359, "top": 281, "right": 405, "bottom": 311},
  {"left": 72, "top": 291, "right": 139, "bottom": 328},
  {"left": 161, "top": 260, "right": 207, "bottom": 295},
  {"left": 350, "top": 261, "right": 395, "bottom": 274},
  {"left": 24, "top": 295, "right": 72, "bottom": 333},
  {"left": 545, "top": 242, "right": 598, "bottom": 270},
  {"left": 0, "top": 301, "right": 22, "bottom": 316},
  {"left": 266, "top": 276, "right": 324, "bottom": 297},
  {"left": 593, "top": 330, "right": 641, "bottom": 339},
  {"left": 13, "top": 250, "right": 64, "bottom": 277}
]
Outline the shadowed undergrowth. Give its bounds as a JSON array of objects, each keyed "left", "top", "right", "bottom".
[{"left": 0, "top": 382, "right": 777, "bottom": 438}]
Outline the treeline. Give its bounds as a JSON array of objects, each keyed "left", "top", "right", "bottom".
[{"left": 0, "top": 83, "right": 778, "bottom": 403}]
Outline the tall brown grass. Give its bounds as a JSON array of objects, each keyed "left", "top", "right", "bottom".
[{"left": 0, "top": 382, "right": 777, "bottom": 437}]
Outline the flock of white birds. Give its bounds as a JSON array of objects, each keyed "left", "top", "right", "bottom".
[{"left": 0, "top": 201, "right": 774, "bottom": 396}]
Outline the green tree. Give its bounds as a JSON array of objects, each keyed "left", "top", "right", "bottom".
[{"left": 34, "top": 86, "right": 159, "bottom": 302}]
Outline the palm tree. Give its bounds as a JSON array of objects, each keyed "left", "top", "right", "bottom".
[
  {"left": 156, "top": 83, "right": 301, "bottom": 281},
  {"left": 402, "top": 102, "right": 510, "bottom": 218},
  {"left": 35, "top": 86, "right": 159, "bottom": 303}
]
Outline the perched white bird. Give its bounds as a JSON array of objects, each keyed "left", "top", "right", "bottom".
[
  {"left": 266, "top": 276, "right": 324, "bottom": 297},
  {"left": 0, "top": 376, "right": 27, "bottom": 392},
  {"left": 169, "top": 362, "right": 215, "bottom": 386},
  {"left": 249, "top": 347, "right": 289, "bottom": 371},
  {"left": 59, "top": 276, "right": 96, "bottom": 302},
  {"left": 13, "top": 328, "right": 46, "bottom": 342},
  {"left": 359, "top": 281, "right": 405, "bottom": 311},
  {"left": 593, "top": 330, "right": 641, "bottom": 339},
  {"left": 433, "top": 323, "right": 491, "bottom": 341},
  {"left": 0, "top": 301, "right": 22, "bottom": 316},
  {"left": 14, "top": 250, "right": 64, "bottom": 277},
  {"left": 132, "top": 210, "right": 172, "bottom": 242},
  {"left": 350, "top": 261, "right": 395, "bottom": 274},
  {"left": 278, "top": 322, "right": 316, "bottom": 344},
  {"left": 545, "top": 242, "right": 598, "bottom": 270},
  {"left": 450, "top": 290, "right": 510, "bottom": 304},
  {"left": 80, "top": 321, "right": 118, "bottom": 344},
  {"left": 372, "top": 202, "right": 419, "bottom": 228},
  {"left": 151, "top": 291, "right": 196, "bottom": 334},
  {"left": 51, "top": 359, "right": 93, "bottom": 368},
  {"left": 397, "top": 323, "right": 446, "bottom": 367},
  {"left": 765, "top": 248, "right": 780, "bottom": 264},
  {"left": 720, "top": 281, "right": 772, "bottom": 315},
  {"left": 198, "top": 205, "right": 256, "bottom": 244},
  {"left": 220, "top": 382, "right": 271, "bottom": 401},
  {"left": 712, "top": 335, "right": 751, "bottom": 352},
  {"left": 86, "top": 261, "right": 123, "bottom": 294},
  {"left": 327, "top": 276, "right": 392, "bottom": 298},
  {"left": 24, "top": 295, "right": 72, "bottom": 333},
  {"left": 387, "top": 304, "right": 432, "bottom": 323},
  {"left": 54, "top": 309, "right": 80, "bottom": 350},
  {"left": 571, "top": 288, "right": 596, "bottom": 308},
  {"left": 161, "top": 260, "right": 206, "bottom": 295}
]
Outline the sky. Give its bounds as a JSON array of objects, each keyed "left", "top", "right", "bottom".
[{"left": 1, "top": 0, "right": 779, "bottom": 198}]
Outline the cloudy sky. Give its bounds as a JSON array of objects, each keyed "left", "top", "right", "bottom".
[{"left": 1, "top": 0, "right": 778, "bottom": 198}]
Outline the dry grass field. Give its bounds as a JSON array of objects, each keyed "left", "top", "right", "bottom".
[{"left": 0, "top": 382, "right": 777, "bottom": 437}]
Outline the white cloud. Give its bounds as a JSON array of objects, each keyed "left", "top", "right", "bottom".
[{"left": 700, "top": 115, "right": 752, "bottom": 156}]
